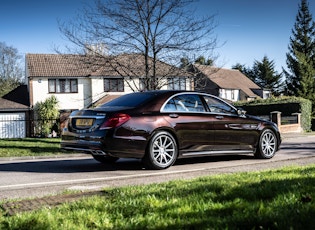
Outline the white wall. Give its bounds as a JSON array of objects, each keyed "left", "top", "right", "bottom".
[
  {"left": 219, "top": 89, "right": 240, "bottom": 102},
  {"left": 90, "top": 77, "right": 106, "bottom": 103},
  {"left": 31, "top": 76, "right": 193, "bottom": 110},
  {"left": 32, "top": 77, "right": 88, "bottom": 110}
]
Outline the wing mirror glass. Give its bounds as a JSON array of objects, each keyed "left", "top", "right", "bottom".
[{"left": 237, "top": 109, "right": 247, "bottom": 116}]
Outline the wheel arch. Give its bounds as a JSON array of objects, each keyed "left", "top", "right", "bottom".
[{"left": 146, "top": 127, "right": 179, "bottom": 151}]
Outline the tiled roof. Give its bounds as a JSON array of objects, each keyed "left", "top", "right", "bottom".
[
  {"left": 0, "top": 98, "right": 29, "bottom": 110},
  {"left": 26, "top": 54, "right": 92, "bottom": 77},
  {"left": 194, "top": 65, "right": 260, "bottom": 97},
  {"left": 26, "top": 53, "right": 192, "bottom": 78},
  {"left": 2, "top": 85, "right": 30, "bottom": 106}
]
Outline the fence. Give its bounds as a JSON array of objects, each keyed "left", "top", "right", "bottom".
[
  {"left": 271, "top": 112, "right": 302, "bottom": 133},
  {"left": 0, "top": 117, "right": 60, "bottom": 138}
]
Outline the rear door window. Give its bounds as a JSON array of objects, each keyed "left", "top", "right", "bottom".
[{"left": 162, "top": 94, "right": 205, "bottom": 112}]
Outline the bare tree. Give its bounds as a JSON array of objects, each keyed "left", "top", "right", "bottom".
[
  {"left": 0, "top": 42, "right": 24, "bottom": 97},
  {"left": 59, "top": 0, "right": 218, "bottom": 90}
]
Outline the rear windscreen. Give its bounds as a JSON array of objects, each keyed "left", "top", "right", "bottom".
[{"left": 99, "top": 92, "right": 159, "bottom": 107}]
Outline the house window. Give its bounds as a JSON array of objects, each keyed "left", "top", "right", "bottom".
[
  {"left": 167, "top": 77, "right": 186, "bottom": 90},
  {"left": 48, "top": 79, "right": 78, "bottom": 93},
  {"left": 104, "top": 78, "right": 124, "bottom": 92},
  {"left": 139, "top": 78, "right": 146, "bottom": 91}
]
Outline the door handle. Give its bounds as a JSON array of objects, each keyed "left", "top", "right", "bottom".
[
  {"left": 169, "top": 113, "right": 179, "bottom": 118},
  {"left": 215, "top": 115, "right": 224, "bottom": 120}
]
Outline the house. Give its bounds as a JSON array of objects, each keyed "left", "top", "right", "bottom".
[
  {"left": 0, "top": 85, "right": 30, "bottom": 138},
  {"left": 193, "top": 64, "right": 270, "bottom": 102},
  {"left": 26, "top": 53, "right": 193, "bottom": 111}
]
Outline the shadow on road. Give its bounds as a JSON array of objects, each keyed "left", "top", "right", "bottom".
[
  {"left": 0, "top": 154, "right": 255, "bottom": 173},
  {"left": 2, "top": 138, "right": 314, "bottom": 174}
]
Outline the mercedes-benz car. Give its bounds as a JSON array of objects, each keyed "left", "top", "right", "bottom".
[{"left": 61, "top": 90, "right": 281, "bottom": 169}]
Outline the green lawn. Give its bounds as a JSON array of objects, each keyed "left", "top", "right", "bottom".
[
  {"left": 1, "top": 165, "right": 314, "bottom": 229},
  {"left": 0, "top": 138, "right": 68, "bottom": 158}
]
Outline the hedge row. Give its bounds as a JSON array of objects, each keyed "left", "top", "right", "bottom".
[{"left": 233, "top": 96, "right": 312, "bottom": 132}]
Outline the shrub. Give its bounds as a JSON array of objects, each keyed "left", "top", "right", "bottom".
[
  {"left": 234, "top": 96, "right": 312, "bottom": 132},
  {"left": 34, "top": 96, "right": 60, "bottom": 136}
]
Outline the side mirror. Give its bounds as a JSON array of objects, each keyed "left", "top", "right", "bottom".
[{"left": 237, "top": 109, "right": 247, "bottom": 116}]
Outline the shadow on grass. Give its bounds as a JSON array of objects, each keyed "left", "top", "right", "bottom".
[
  {"left": 0, "top": 138, "right": 64, "bottom": 156},
  {"left": 0, "top": 138, "right": 60, "bottom": 144},
  {"left": 0, "top": 145, "right": 61, "bottom": 154},
  {"left": 117, "top": 170, "right": 315, "bottom": 229}
]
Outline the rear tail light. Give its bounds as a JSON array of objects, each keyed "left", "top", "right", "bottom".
[
  {"left": 62, "top": 119, "right": 69, "bottom": 133},
  {"left": 100, "top": 113, "right": 131, "bottom": 130}
]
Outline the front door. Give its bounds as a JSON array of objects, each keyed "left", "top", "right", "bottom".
[{"left": 201, "top": 95, "right": 259, "bottom": 152}]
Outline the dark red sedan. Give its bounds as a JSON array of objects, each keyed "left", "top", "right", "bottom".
[{"left": 61, "top": 90, "right": 281, "bottom": 169}]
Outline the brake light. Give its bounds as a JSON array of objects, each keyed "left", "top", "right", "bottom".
[
  {"left": 100, "top": 113, "right": 130, "bottom": 129},
  {"left": 62, "top": 119, "right": 69, "bottom": 133}
]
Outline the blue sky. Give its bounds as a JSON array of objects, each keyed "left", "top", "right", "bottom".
[{"left": 1, "top": 0, "right": 314, "bottom": 72}]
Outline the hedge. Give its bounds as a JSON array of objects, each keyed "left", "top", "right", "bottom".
[{"left": 234, "top": 96, "right": 312, "bottom": 132}]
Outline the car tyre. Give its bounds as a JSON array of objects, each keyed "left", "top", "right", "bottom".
[
  {"left": 144, "top": 131, "right": 178, "bottom": 170},
  {"left": 92, "top": 155, "right": 119, "bottom": 164},
  {"left": 254, "top": 129, "right": 277, "bottom": 159}
]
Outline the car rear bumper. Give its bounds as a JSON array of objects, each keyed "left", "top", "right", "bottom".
[
  {"left": 61, "top": 139, "right": 107, "bottom": 155},
  {"left": 61, "top": 132, "right": 148, "bottom": 159}
]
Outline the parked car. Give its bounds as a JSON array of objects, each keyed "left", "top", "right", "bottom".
[{"left": 61, "top": 90, "right": 281, "bottom": 169}]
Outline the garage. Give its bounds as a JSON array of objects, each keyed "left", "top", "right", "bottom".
[
  {"left": 0, "top": 112, "right": 26, "bottom": 138},
  {"left": 0, "top": 94, "right": 30, "bottom": 138}
]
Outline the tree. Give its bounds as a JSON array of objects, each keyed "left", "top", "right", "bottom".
[
  {"left": 0, "top": 42, "right": 24, "bottom": 97},
  {"left": 179, "top": 57, "right": 190, "bottom": 70},
  {"left": 232, "top": 57, "right": 283, "bottom": 95},
  {"left": 194, "top": 56, "right": 214, "bottom": 66},
  {"left": 34, "top": 96, "right": 59, "bottom": 137},
  {"left": 232, "top": 63, "right": 255, "bottom": 82},
  {"left": 59, "top": 0, "right": 218, "bottom": 90},
  {"left": 252, "top": 56, "right": 283, "bottom": 95},
  {"left": 295, "top": 51, "right": 315, "bottom": 103},
  {"left": 284, "top": 0, "right": 315, "bottom": 96}
]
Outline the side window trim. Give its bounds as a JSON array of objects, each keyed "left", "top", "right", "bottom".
[
  {"left": 161, "top": 93, "right": 206, "bottom": 113},
  {"left": 201, "top": 95, "right": 237, "bottom": 115}
]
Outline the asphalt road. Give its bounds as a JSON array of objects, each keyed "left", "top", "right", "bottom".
[{"left": 1, "top": 134, "right": 315, "bottom": 200}]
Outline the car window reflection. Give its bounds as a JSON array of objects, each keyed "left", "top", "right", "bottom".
[
  {"left": 163, "top": 94, "right": 205, "bottom": 112},
  {"left": 203, "top": 96, "right": 236, "bottom": 115}
]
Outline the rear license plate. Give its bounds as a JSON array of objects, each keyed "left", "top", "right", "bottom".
[{"left": 76, "top": 118, "right": 94, "bottom": 126}]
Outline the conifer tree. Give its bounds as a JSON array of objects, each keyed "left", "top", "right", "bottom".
[
  {"left": 284, "top": 0, "right": 315, "bottom": 96},
  {"left": 252, "top": 56, "right": 283, "bottom": 95},
  {"left": 296, "top": 51, "right": 315, "bottom": 102},
  {"left": 232, "top": 63, "right": 255, "bottom": 82}
]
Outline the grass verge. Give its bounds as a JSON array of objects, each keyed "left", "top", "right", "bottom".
[
  {"left": 1, "top": 165, "right": 314, "bottom": 229},
  {"left": 0, "top": 138, "right": 70, "bottom": 158}
]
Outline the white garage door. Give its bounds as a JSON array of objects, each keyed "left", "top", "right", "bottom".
[{"left": 0, "top": 113, "right": 26, "bottom": 138}]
